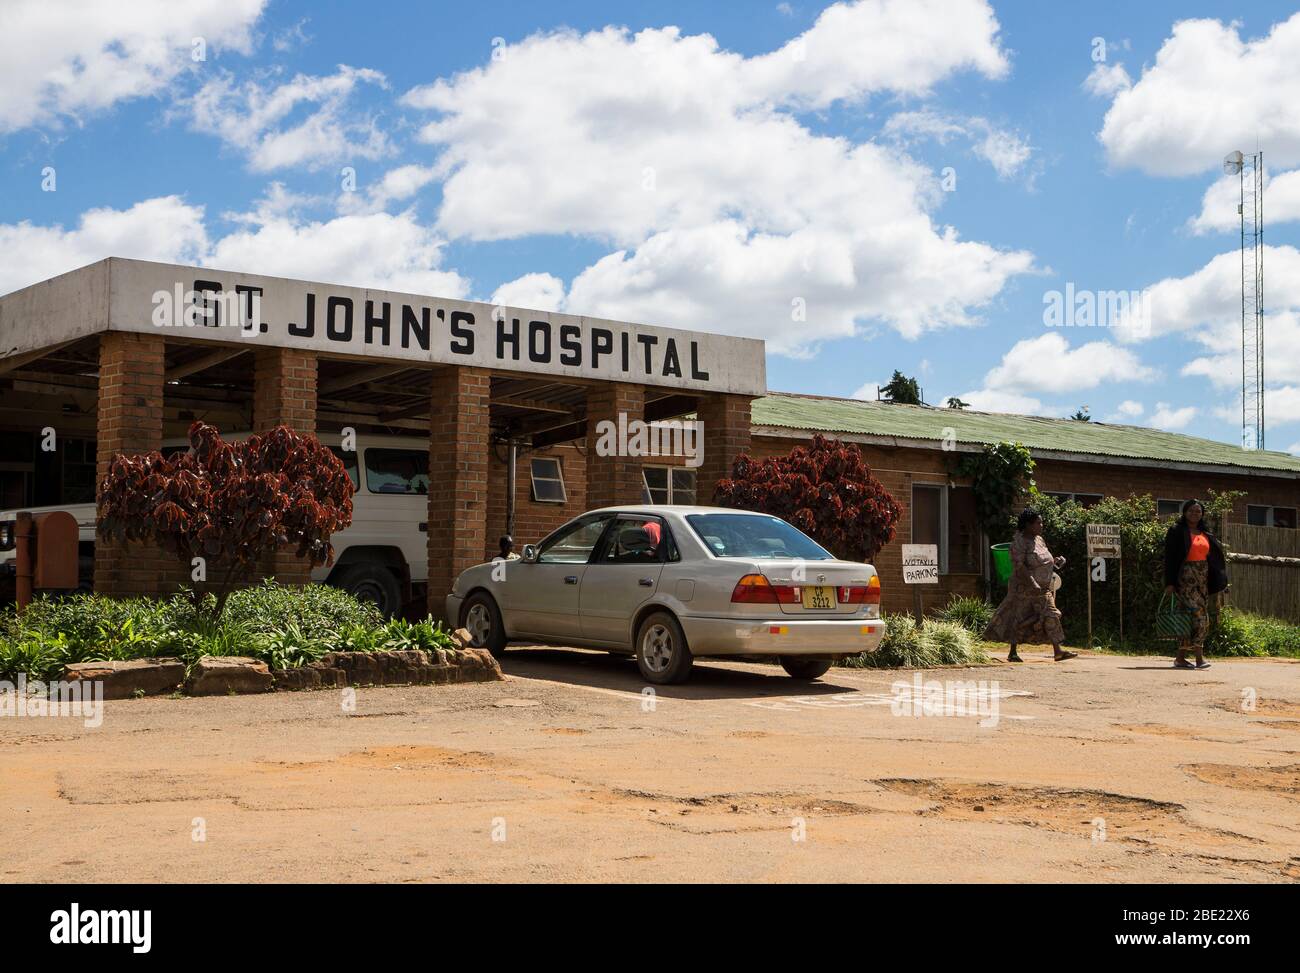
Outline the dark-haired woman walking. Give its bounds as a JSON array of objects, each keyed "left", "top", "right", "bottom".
[
  {"left": 984, "top": 509, "right": 1077, "bottom": 663},
  {"left": 1164, "top": 499, "right": 1228, "bottom": 670}
]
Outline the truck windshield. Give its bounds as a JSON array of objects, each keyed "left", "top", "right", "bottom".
[{"left": 686, "top": 513, "right": 833, "bottom": 560}]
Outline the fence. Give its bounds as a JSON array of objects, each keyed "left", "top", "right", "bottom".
[{"left": 1222, "top": 524, "right": 1300, "bottom": 622}]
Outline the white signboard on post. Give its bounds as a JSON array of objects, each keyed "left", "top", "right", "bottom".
[
  {"left": 1086, "top": 524, "right": 1121, "bottom": 558},
  {"left": 902, "top": 544, "right": 940, "bottom": 584}
]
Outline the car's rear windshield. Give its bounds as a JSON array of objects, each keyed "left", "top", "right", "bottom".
[{"left": 686, "top": 513, "right": 833, "bottom": 560}]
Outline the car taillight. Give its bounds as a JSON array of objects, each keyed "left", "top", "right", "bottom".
[
  {"left": 731, "top": 573, "right": 799, "bottom": 604},
  {"left": 838, "top": 576, "right": 882, "bottom": 604}
]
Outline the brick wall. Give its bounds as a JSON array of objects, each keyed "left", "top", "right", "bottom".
[
  {"left": 696, "top": 393, "right": 753, "bottom": 503},
  {"left": 252, "top": 347, "right": 318, "bottom": 585},
  {"left": 93, "top": 332, "right": 169, "bottom": 596},
  {"left": 1033, "top": 457, "right": 1299, "bottom": 524},
  {"left": 252, "top": 347, "right": 317, "bottom": 436},
  {"left": 484, "top": 441, "right": 588, "bottom": 556},
  {"left": 585, "top": 382, "right": 645, "bottom": 509},
  {"left": 426, "top": 366, "right": 490, "bottom": 618},
  {"left": 751, "top": 432, "right": 1299, "bottom": 616}
]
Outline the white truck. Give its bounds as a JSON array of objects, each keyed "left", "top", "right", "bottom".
[{"left": 0, "top": 432, "right": 434, "bottom": 617}]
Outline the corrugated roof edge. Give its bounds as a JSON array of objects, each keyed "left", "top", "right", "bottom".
[{"left": 751, "top": 391, "right": 1300, "bottom": 476}]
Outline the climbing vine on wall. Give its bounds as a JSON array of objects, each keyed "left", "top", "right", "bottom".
[{"left": 956, "top": 441, "right": 1036, "bottom": 543}]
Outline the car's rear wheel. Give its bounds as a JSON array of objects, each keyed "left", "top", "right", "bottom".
[
  {"left": 461, "top": 591, "right": 508, "bottom": 658},
  {"left": 333, "top": 564, "right": 402, "bottom": 619},
  {"left": 780, "top": 656, "right": 833, "bottom": 681},
  {"left": 635, "top": 611, "right": 693, "bottom": 685}
]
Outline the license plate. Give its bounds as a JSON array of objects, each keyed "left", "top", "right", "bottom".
[{"left": 801, "top": 585, "right": 835, "bottom": 610}]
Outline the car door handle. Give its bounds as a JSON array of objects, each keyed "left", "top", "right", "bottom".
[
  {"left": 564, "top": 576, "right": 579, "bottom": 585},
  {"left": 638, "top": 578, "right": 654, "bottom": 587}
]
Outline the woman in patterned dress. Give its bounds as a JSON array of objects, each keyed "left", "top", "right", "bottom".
[
  {"left": 1163, "top": 499, "right": 1228, "bottom": 671},
  {"left": 984, "top": 509, "right": 1077, "bottom": 663}
]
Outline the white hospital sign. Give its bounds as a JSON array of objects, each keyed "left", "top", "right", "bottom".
[{"left": 0, "top": 258, "right": 767, "bottom": 396}]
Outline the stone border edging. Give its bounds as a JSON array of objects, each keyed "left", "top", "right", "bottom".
[
  {"left": 271, "top": 647, "right": 503, "bottom": 691},
  {"left": 60, "top": 639, "right": 503, "bottom": 698}
]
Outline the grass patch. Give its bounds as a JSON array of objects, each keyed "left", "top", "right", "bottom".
[{"left": 1066, "top": 608, "right": 1300, "bottom": 659}]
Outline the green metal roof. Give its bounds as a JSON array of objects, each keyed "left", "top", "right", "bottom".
[{"left": 751, "top": 392, "right": 1300, "bottom": 475}]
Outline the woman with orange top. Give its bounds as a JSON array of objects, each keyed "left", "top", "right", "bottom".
[{"left": 1163, "top": 499, "right": 1228, "bottom": 670}]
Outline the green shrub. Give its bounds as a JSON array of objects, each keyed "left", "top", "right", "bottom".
[
  {"left": 842, "top": 613, "right": 989, "bottom": 669},
  {"left": 250, "top": 622, "right": 331, "bottom": 671},
  {"left": 0, "top": 583, "right": 422, "bottom": 679},
  {"left": 0, "top": 635, "right": 65, "bottom": 682},
  {"left": 214, "top": 581, "right": 383, "bottom": 638},
  {"left": 1023, "top": 488, "right": 1241, "bottom": 644},
  {"left": 1204, "top": 608, "right": 1300, "bottom": 658},
  {"left": 933, "top": 595, "right": 993, "bottom": 635},
  {"left": 370, "top": 617, "right": 457, "bottom": 653}
]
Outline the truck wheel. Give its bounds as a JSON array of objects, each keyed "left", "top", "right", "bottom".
[
  {"left": 333, "top": 564, "right": 402, "bottom": 618},
  {"left": 461, "top": 592, "right": 507, "bottom": 658},
  {"left": 635, "top": 611, "right": 693, "bottom": 685},
  {"left": 780, "top": 657, "right": 833, "bottom": 681}
]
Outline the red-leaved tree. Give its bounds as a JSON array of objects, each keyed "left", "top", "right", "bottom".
[
  {"left": 97, "top": 421, "right": 354, "bottom": 616},
  {"left": 712, "top": 434, "right": 900, "bottom": 561}
]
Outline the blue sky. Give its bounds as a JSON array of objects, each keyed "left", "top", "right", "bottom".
[{"left": 3, "top": 0, "right": 1300, "bottom": 452}]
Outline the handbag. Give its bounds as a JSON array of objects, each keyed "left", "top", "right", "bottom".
[{"left": 1154, "top": 592, "right": 1193, "bottom": 640}]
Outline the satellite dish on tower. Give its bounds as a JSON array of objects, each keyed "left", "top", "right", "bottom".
[{"left": 1224, "top": 150, "right": 1244, "bottom": 174}]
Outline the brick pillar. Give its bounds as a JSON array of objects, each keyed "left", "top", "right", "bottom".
[
  {"left": 585, "top": 383, "right": 646, "bottom": 509},
  {"left": 93, "top": 332, "right": 166, "bottom": 596},
  {"left": 695, "top": 393, "right": 753, "bottom": 504},
  {"left": 253, "top": 347, "right": 318, "bottom": 585},
  {"left": 427, "top": 365, "right": 491, "bottom": 621},
  {"left": 252, "top": 347, "right": 317, "bottom": 436}
]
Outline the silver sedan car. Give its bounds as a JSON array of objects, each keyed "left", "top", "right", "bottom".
[{"left": 446, "top": 505, "right": 884, "bottom": 684}]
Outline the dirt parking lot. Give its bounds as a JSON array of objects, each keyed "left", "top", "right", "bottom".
[{"left": 3, "top": 648, "right": 1299, "bottom": 883}]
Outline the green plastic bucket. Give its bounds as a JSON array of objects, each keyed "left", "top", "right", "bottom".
[{"left": 991, "top": 543, "right": 1012, "bottom": 584}]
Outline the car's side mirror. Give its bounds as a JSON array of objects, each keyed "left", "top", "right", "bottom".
[{"left": 521, "top": 544, "right": 539, "bottom": 563}]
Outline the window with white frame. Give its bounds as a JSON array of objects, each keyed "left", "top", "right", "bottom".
[
  {"left": 529, "top": 457, "right": 567, "bottom": 503},
  {"left": 1045, "top": 491, "right": 1103, "bottom": 508},
  {"left": 911, "top": 483, "right": 980, "bottom": 575},
  {"left": 1156, "top": 498, "right": 1186, "bottom": 519},
  {"left": 1247, "top": 504, "right": 1296, "bottom": 529},
  {"left": 641, "top": 466, "right": 697, "bottom": 505}
]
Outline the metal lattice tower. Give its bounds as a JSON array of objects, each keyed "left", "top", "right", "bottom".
[{"left": 1225, "top": 150, "right": 1265, "bottom": 450}]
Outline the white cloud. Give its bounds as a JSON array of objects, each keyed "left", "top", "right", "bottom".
[
  {"left": 851, "top": 380, "right": 880, "bottom": 400},
  {"left": 884, "top": 109, "right": 1034, "bottom": 179},
  {"left": 981, "top": 333, "right": 1152, "bottom": 394},
  {"left": 490, "top": 273, "right": 566, "bottom": 312},
  {"left": 0, "top": 0, "right": 265, "bottom": 133},
  {"left": 189, "top": 65, "right": 391, "bottom": 172},
  {"left": 0, "top": 194, "right": 467, "bottom": 299},
  {"left": 337, "top": 164, "right": 439, "bottom": 215},
  {"left": 1253, "top": 386, "right": 1300, "bottom": 428},
  {"left": 1188, "top": 168, "right": 1300, "bottom": 235},
  {"left": 1097, "top": 14, "right": 1300, "bottom": 176},
  {"left": 1105, "top": 399, "right": 1144, "bottom": 422},
  {"left": 0, "top": 196, "right": 208, "bottom": 294},
  {"left": 1082, "top": 62, "right": 1131, "bottom": 98},
  {"left": 562, "top": 220, "right": 1031, "bottom": 352},
  {"left": 1124, "top": 245, "right": 1300, "bottom": 387},
  {"left": 404, "top": 1, "right": 1030, "bottom": 352},
  {"left": 209, "top": 208, "right": 466, "bottom": 296},
  {"left": 738, "top": 0, "right": 1009, "bottom": 109},
  {"left": 956, "top": 388, "right": 1046, "bottom": 416},
  {"left": 1148, "top": 402, "right": 1196, "bottom": 431}
]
